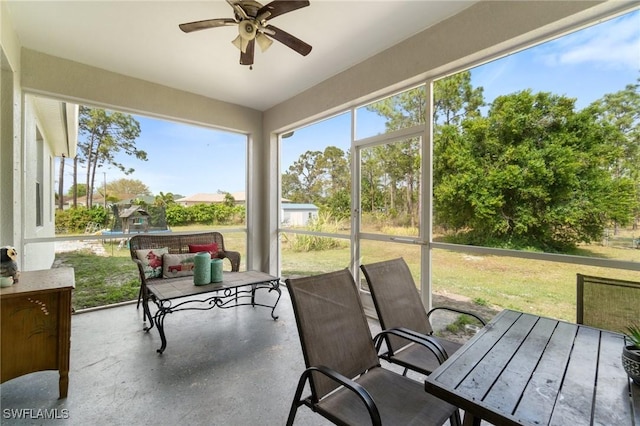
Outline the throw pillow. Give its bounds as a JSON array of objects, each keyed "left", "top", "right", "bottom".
[
  {"left": 188, "top": 243, "right": 219, "bottom": 258},
  {"left": 162, "top": 253, "right": 197, "bottom": 278},
  {"left": 135, "top": 247, "right": 169, "bottom": 279}
]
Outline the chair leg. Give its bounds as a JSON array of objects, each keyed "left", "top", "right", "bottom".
[
  {"left": 286, "top": 372, "right": 310, "bottom": 426},
  {"left": 136, "top": 285, "right": 142, "bottom": 309},
  {"left": 285, "top": 401, "right": 300, "bottom": 426}
]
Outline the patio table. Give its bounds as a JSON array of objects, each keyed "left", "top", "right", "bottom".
[
  {"left": 424, "top": 309, "right": 640, "bottom": 426},
  {"left": 143, "top": 271, "right": 280, "bottom": 354}
]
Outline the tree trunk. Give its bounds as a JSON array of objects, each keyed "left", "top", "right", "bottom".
[
  {"left": 85, "top": 135, "right": 96, "bottom": 208},
  {"left": 389, "top": 178, "right": 396, "bottom": 211},
  {"left": 89, "top": 160, "right": 97, "bottom": 208},
  {"left": 73, "top": 156, "right": 78, "bottom": 208},
  {"left": 407, "top": 177, "right": 415, "bottom": 228},
  {"left": 85, "top": 158, "right": 91, "bottom": 208}
]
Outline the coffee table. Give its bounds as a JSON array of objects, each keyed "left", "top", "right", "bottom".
[{"left": 143, "top": 271, "right": 280, "bottom": 353}]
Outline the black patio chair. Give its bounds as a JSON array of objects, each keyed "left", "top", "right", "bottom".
[
  {"left": 361, "top": 257, "right": 486, "bottom": 376},
  {"left": 285, "top": 268, "right": 460, "bottom": 426}
]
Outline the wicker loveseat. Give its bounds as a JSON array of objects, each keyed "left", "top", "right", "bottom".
[{"left": 128, "top": 232, "right": 240, "bottom": 309}]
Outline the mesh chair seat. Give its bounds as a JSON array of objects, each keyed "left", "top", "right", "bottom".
[
  {"left": 317, "top": 367, "right": 457, "bottom": 425},
  {"left": 389, "top": 337, "right": 463, "bottom": 376}
]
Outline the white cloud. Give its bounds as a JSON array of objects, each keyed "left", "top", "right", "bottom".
[{"left": 537, "top": 12, "right": 640, "bottom": 70}]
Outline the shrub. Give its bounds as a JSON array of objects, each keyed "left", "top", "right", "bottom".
[
  {"left": 283, "top": 212, "right": 347, "bottom": 252},
  {"left": 55, "top": 206, "right": 108, "bottom": 234}
]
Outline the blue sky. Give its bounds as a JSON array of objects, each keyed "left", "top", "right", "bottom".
[{"left": 65, "top": 10, "right": 639, "bottom": 197}]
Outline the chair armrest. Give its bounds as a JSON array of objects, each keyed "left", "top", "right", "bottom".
[
  {"left": 220, "top": 250, "right": 241, "bottom": 272},
  {"left": 374, "top": 327, "right": 448, "bottom": 363},
  {"left": 427, "top": 306, "right": 487, "bottom": 326},
  {"left": 302, "top": 366, "right": 382, "bottom": 426}
]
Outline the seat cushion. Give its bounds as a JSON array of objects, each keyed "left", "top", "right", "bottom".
[
  {"left": 135, "top": 247, "right": 169, "bottom": 278},
  {"left": 188, "top": 243, "right": 219, "bottom": 258},
  {"left": 162, "top": 253, "right": 196, "bottom": 278}
]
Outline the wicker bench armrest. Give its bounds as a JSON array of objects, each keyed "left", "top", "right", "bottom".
[{"left": 220, "top": 250, "right": 241, "bottom": 272}]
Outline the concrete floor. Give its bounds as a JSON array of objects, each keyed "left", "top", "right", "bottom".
[{"left": 2, "top": 286, "right": 450, "bottom": 426}]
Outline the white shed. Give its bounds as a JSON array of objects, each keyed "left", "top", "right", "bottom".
[{"left": 281, "top": 204, "right": 319, "bottom": 227}]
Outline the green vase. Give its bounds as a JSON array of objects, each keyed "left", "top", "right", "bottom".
[
  {"left": 193, "top": 252, "right": 211, "bottom": 286},
  {"left": 211, "top": 258, "right": 223, "bottom": 283}
]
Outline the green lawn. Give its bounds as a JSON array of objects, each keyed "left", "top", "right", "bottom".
[
  {"left": 58, "top": 227, "right": 638, "bottom": 321},
  {"left": 55, "top": 250, "right": 139, "bottom": 311}
]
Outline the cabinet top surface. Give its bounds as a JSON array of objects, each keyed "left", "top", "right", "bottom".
[{"left": 0, "top": 268, "right": 75, "bottom": 297}]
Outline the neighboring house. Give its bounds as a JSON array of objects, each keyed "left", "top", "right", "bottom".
[
  {"left": 175, "top": 192, "right": 246, "bottom": 207},
  {"left": 60, "top": 195, "right": 106, "bottom": 210},
  {"left": 281, "top": 204, "right": 319, "bottom": 227}
]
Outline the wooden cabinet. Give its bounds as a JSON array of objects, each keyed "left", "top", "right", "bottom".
[{"left": 1, "top": 268, "right": 74, "bottom": 398}]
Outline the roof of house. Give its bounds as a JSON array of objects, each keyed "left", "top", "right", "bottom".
[
  {"left": 281, "top": 204, "right": 319, "bottom": 211},
  {"left": 176, "top": 192, "right": 246, "bottom": 203}
]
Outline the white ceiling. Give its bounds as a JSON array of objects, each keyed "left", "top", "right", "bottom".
[{"left": 5, "top": 0, "right": 477, "bottom": 111}]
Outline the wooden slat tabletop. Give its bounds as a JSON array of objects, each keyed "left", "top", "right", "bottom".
[{"left": 425, "top": 309, "right": 639, "bottom": 426}]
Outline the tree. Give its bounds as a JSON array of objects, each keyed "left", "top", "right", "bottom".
[
  {"left": 281, "top": 147, "right": 352, "bottom": 216},
  {"left": 434, "top": 90, "right": 635, "bottom": 251},
  {"left": 588, "top": 79, "right": 640, "bottom": 230},
  {"left": 360, "top": 147, "right": 384, "bottom": 213},
  {"left": 154, "top": 192, "right": 175, "bottom": 207},
  {"left": 364, "top": 88, "right": 425, "bottom": 226},
  {"left": 77, "top": 106, "right": 146, "bottom": 207},
  {"left": 362, "top": 75, "right": 484, "bottom": 227},
  {"left": 67, "top": 183, "right": 89, "bottom": 198},
  {"left": 222, "top": 192, "right": 236, "bottom": 208},
  {"left": 589, "top": 80, "right": 640, "bottom": 179},
  {"left": 106, "top": 178, "right": 150, "bottom": 201},
  {"left": 281, "top": 150, "right": 325, "bottom": 203},
  {"left": 433, "top": 71, "right": 485, "bottom": 126}
]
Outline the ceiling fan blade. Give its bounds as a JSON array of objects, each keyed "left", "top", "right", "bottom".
[
  {"left": 179, "top": 18, "right": 236, "bottom": 33},
  {"left": 257, "top": 1, "right": 309, "bottom": 21},
  {"left": 265, "top": 24, "right": 312, "bottom": 56},
  {"left": 240, "top": 39, "right": 255, "bottom": 66}
]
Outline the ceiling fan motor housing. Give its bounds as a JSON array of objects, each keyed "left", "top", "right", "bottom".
[{"left": 239, "top": 21, "right": 257, "bottom": 40}]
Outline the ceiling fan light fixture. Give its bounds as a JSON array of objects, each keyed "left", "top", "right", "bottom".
[
  {"left": 256, "top": 33, "right": 273, "bottom": 52},
  {"left": 231, "top": 35, "right": 249, "bottom": 53}
]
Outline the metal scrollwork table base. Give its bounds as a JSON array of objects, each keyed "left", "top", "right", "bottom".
[{"left": 142, "top": 271, "right": 280, "bottom": 354}]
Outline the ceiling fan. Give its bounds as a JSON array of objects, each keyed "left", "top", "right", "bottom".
[{"left": 179, "top": 0, "right": 312, "bottom": 67}]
